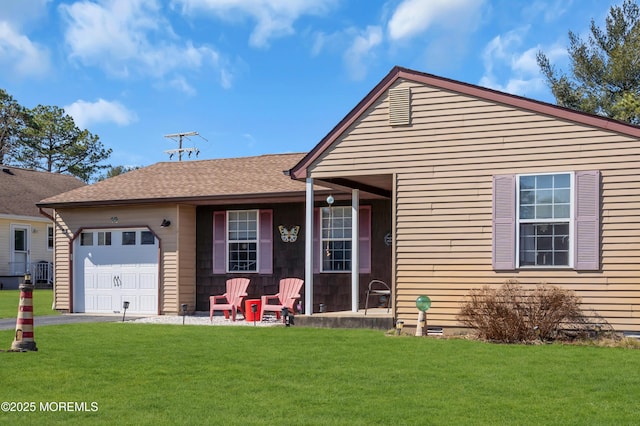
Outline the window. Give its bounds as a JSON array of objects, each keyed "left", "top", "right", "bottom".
[
  {"left": 213, "top": 210, "right": 273, "bottom": 274},
  {"left": 313, "top": 205, "right": 371, "bottom": 274},
  {"left": 518, "top": 173, "right": 571, "bottom": 267},
  {"left": 141, "top": 231, "right": 155, "bottom": 245},
  {"left": 493, "top": 171, "right": 600, "bottom": 271},
  {"left": 321, "top": 206, "right": 352, "bottom": 272},
  {"left": 97, "top": 231, "right": 112, "bottom": 246},
  {"left": 47, "top": 225, "right": 54, "bottom": 250},
  {"left": 80, "top": 232, "right": 93, "bottom": 246},
  {"left": 122, "top": 231, "right": 136, "bottom": 246},
  {"left": 227, "top": 210, "right": 258, "bottom": 271}
]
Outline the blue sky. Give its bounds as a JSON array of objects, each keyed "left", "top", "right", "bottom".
[{"left": 0, "top": 0, "right": 620, "bottom": 169}]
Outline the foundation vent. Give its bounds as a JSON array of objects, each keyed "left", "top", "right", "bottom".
[{"left": 388, "top": 87, "right": 411, "bottom": 126}]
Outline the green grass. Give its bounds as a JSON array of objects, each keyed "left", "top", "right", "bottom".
[
  {"left": 0, "top": 289, "right": 58, "bottom": 319},
  {"left": 1, "top": 323, "right": 639, "bottom": 425}
]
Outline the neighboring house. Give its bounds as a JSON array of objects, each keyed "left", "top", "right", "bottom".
[
  {"left": 39, "top": 65, "right": 640, "bottom": 333},
  {"left": 289, "top": 66, "right": 640, "bottom": 332},
  {"left": 37, "top": 154, "right": 392, "bottom": 315},
  {"left": 0, "top": 166, "right": 85, "bottom": 289}
]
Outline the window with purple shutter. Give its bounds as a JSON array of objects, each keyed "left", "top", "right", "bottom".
[
  {"left": 314, "top": 205, "right": 372, "bottom": 273},
  {"left": 212, "top": 209, "right": 273, "bottom": 274},
  {"left": 492, "top": 171, "right": 600, "bottom": 271}
]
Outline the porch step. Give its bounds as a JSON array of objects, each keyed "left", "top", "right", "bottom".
[{"left": 293, "top": 315, "right": 394, "bottom": 331}]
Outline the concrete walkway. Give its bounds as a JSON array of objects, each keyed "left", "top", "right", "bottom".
[{"left": 0, "top": 314, "right": 141, "bottom": 331}]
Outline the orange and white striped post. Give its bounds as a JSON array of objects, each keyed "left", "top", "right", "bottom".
[{"left": 10, "top": 273, "right": 38, "bottom": 352}]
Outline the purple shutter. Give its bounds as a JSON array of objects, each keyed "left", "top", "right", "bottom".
[
  {"left": 574, "top": 171, "right": 600, "bottom": 271},
  {"left": 493, "top": 174, "right": 516, "bottom": 270},
  {"left": 358, "top": 206, "right": 371, "bottom": 273},
  {"left": 259, "top": 209, "right": 273, "bottom": 274},
  {"left": 213, "top": 211, "right": 226, "bottom": 274},
  {"left": 313, "top": 208, "right": 320, "bottom": 274}
]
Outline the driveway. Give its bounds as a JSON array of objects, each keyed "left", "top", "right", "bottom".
[{"left": 0, "top": 314, "right": 142, "bottom": 330}]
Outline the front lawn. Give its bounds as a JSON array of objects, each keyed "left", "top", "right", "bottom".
[
  {"left": 1, "top": 323, "right": 639, "bottom": 425},
  {"left": 0, "top": 289, "right": 58, "bottom": 319}
]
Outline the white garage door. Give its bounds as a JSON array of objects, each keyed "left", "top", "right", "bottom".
[{"left": 74, "top": 228, "right": 159, "bottom": 314}]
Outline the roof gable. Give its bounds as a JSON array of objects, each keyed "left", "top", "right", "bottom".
[
  {"left": 289, "top": 66, "right": 640, "bottom": 179},
  {"left": 0, "top": 166, "right": 85, "bottom": 217}
]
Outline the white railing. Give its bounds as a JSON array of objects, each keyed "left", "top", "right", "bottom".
[
  {"left": 7, "top": 261, "right": 53, "bottom": 285},
  {"left": 33, "top": 261, "right": 53, "bottom": 285}
]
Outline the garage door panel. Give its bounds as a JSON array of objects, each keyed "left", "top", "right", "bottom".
[
  {"left": 139, "top": 296, "right": 156, "bottom": 313},
  {"left": 75, "top": 228, "right": 159, "bottom": 315},
  {"left": 96, "top": 273, "right": 113, "bottom": 289},
  {"left": 139, "top": 273, "right": 156, "bottom": 289},
  {"left": 120, "top": 272, "right": 138, "bottom": 290}
]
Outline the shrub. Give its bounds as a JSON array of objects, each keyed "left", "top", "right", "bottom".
[{"left": 457, "top": 280, "right": 604, "bottom": 343}]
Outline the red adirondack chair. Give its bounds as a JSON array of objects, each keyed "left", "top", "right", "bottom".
[
  {"left": 209, "top": 278, "right": 250, "bottom": 321},
  {"left": 260, "top": 278, "right": 304, "bottom": 320}
]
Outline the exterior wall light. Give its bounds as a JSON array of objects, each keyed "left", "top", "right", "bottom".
[{"left": 122, "top": 301, "right": 130, "bottom": 322}]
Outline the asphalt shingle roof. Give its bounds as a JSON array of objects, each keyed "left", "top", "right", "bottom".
[
  {"left": 38, "top": 153, "right": 309, "bottom": 207},
  {"left": 0, "top": 166, "right": 85, "bottom": 217}
]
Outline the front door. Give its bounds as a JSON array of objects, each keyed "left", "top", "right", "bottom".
[{"left": 11, "top": 224, "right": 30, "bottom": 275}]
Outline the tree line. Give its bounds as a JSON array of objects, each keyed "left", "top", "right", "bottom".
[{"left": 0, "top": 89, "right": 111, "bottom": 182}]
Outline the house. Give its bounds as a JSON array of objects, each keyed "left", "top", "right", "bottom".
[
  {"left": 39, "top": 65, "right": 640, "bottom": 333},
  {"left": 288, "top": 66, "right": 640, "bottom": 333},
  {"left": 0, "top": 166, "right": 85, "bottom": 289},
  {"left": 37, "top": 154, "right": 392, "bottom": 315}
]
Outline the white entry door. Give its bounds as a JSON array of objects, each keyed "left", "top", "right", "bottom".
[
  {"left": 74, "top": 229, "right": 159, "bottom": 314},
  {"left": 11, "top": 224, "right": 30, "bottom": 275}
]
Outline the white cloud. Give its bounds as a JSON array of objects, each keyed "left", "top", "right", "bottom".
[
  {"left": 523, "top": 0, "right": 573, "bottom": 23},
  {"left": 64, "top": 98, "right": 137, "bottom": 129},
  {"left": 167, "top": 76, "right": 197, "bottom": 96},
  {"left": 388, "top": 0, "right": 484, "bottom": 41},
  {"left": 343, "top": 26, "right": 383, "bottom": 80},
  {"left": 173, "top": 0, "right": 337, "bottom": 48},
  {"left": 60, "top": 0, "right": 226, "bottom": 88},
  {"left": 0, "top": 22, "right": 50, "bottom": 78},
  {"left": 479, "top": 28, "right": 554, "bottom": 98}
]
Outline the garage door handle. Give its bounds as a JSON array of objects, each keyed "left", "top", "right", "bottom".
[{"left": 113, "top": 276, "right": 121, "bottom": 287}]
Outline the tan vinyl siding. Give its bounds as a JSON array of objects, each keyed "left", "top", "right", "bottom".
[
  {"left": 176, "top": 204, "right": 196, "bottom": 313},
  {"left": 310, "top": 79, "right": 640, "bottom": 331}
]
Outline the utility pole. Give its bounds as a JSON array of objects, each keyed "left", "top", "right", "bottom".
[{"left": 164, "top": 131, "right": 206, "bottom": 161}]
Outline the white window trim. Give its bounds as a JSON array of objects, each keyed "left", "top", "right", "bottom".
[
  {"left": 515, "top": 172, "right": 575, "bottom": 269},
  {"left": 226, "top": 209, "right": 259, "bottom": 273},
  {"left": 47, "top": 225, "right": 54, "bottom": 251},
  {"left": 320, "top": 206, "right": 352, "bottom": 273}
]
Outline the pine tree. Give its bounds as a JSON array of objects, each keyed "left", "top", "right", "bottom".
[{"left": 537, "top": 0, "right": 640, "bottom": 125}]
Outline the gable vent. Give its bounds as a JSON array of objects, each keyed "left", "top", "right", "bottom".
[{"left": 388, "top": 87, "right": 411, "bottom": 126}]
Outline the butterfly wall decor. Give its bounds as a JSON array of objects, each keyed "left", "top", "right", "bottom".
[{"left": 278, "top": 225, "right": 300, "bottom": 243}]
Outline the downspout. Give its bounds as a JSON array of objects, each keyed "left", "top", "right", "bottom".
[{"left": 38, "top": 207, "right": 56, "bottom": 310}]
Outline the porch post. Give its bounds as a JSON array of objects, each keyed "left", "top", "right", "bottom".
[
  {"left": 305, "top": 178, "right": 314, "bottom": 316},
  {"left": 351, "top": 189, "right": 359, "bottom": 312}
]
